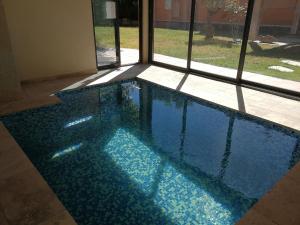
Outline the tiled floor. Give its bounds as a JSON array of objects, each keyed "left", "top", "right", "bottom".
[
  {"left": 0, "top": 123, "right": 76, "bottom": 225},
  {"left": 0, "top": 64, "right": 300, "bottom": 225}
]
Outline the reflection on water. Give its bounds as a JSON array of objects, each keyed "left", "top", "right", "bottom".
[
  {"left": 2, "top": 80, "right": 300, "bottom": 225},
  {"left": 52, "top": 143, "right": 83, "bottom": 159},
  {"left": 64, "top": 116, "right": 93, "bottom": 128}
]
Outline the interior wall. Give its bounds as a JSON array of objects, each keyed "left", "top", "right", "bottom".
[
  {"left": 0, "top": 0, "right": 21, "bottom": 101},
  {"left": 2, "top": 0, "right": 97, "bottom": 81}
]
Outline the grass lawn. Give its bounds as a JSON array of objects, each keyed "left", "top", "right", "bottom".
[
  {"left": 95, "top": 26, "right": 139, "bottom": 49},
  {"left": 95, "top": 26, "right": 300, "bottom": 82}
]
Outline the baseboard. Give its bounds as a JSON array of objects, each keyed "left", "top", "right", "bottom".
[
  {"left": 21, "top": 69, "right": 97, "bottom": 84},
  {"left": 0, "top": 88, "right": 23, "bottom": 103}
]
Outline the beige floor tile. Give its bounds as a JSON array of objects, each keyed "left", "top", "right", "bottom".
[
  {"left": 137, "top": 66, "right": 186, "bottom": 90},
  {"left": 236, "top": 209, "right": 277, "bottom": 225},
  {"left": 0, "top": 209, "right": 9, "bottom": 225},
  {"left": 285, "top": 163, "right": 300, "bottom": 188},
  {"left": 0, "top": 167, "right": 76, "bottom": 225},
  {"left": 0, "top": 95, "right": 61, "bottom": 116},
  {"left": 0, "top": 123, "right": 76, "bottom": 225},
  {"left": 252, "top": 177, "right": 300, "bottom": 225},
  {"left": 0, "top": 124, "right": 33, "bottom": 178}
]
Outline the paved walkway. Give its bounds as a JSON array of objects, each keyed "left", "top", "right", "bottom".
[
  {"left": 153, "top": 53, "right": 300, "bottom": 93},
  {"left": 0, "top": 123, "right": 76, "bottom": 225},
  {"left": 96, "top": 47, "right": 300, "bottom": 93},
  {"left": 100, "top": 48, "right": 300, "bottom": 94},
  {"left": 96, "top": 47, "right": 139, "bottom": 66}
]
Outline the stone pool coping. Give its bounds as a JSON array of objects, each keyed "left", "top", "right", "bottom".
[
  {"left": 237, "top": 162, "right": 300, "bottom": 225},
  {"left": 0, "top": 122, "right": 77, "bottom": 225}
]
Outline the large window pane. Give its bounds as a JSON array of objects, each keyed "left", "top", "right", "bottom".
[
  {"left": 119, "top": 0, "right": 140, "bottom": 65},
  {"left": 243, "top": 0, "right": 300, "bottom": 93},
  {"left": 93, "top": 0, "right": 118, "bottom": 67},
  {"left": 191, "top": 0, "right": 249, "bottom": 79},
  {"left": 153, "top": 0, "right": 191, "bottom": 68}
]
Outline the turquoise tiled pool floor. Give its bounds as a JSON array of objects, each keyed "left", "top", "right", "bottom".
[{"left": 1, "top": 80, "right": 300, "bottom": 225}]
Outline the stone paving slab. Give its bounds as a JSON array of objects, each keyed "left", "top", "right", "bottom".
[
  {"left": 0, "top": 95, "right": 61, "bottom": 117},
  {"left": 0, "top": 123, "right": 77, "bottom": 225}
]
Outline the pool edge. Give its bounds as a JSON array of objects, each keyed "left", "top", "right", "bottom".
[{"left": 0, "top": 122, "right": 78, "bottom": 225}]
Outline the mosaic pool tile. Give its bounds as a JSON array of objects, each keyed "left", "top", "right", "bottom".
[{"left": 1, "top": 80, "right": 300, "bottom": 225}]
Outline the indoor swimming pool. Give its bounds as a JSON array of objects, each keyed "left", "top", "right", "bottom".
[{"left": 1, "top": 80, "right": 300, "bottom": 225}]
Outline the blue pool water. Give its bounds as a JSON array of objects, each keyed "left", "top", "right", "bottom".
[{"left": 1, "top": 80, "right": 300, "bottom": 225}]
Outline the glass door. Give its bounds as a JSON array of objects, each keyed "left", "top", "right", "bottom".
[
  {"left": 119, "top": 0, "right": 140, "bottom": 65},
  {"left": 92, "top": 0, "right": 121, "bottom": 68}
]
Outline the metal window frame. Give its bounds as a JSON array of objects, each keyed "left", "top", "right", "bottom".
[
  {"left": 236, "top": 0, "right": 255, "bottom": 83},
  {"left": 148, "top": 0, "right": 300, "bottom": 98},
  {"left": 91, "top": 0, "right": 143, "bottom": 70}
]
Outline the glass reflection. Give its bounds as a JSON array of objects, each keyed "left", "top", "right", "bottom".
[
  {"left": 52, "top": 143, "right": 83, "bottom": 159},
  {"left": 243, "top": 0, "right": 300, "bottom": 92},
  {"left": 153, "top": 0, "right": 191, "bottom": 68},
  {"left": 64, "top": 116, "right": 93, "bottom": 128},
  {"left": 191, "top": 0, "right": 249, "bottom": 78},
  {"left": 93, "top": 0, "right": 118, "bottom": 67},
  {"left": 137, "top": 81, "right": 299, "bottom": 200}
]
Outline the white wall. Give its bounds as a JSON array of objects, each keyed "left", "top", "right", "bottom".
[{"left": 3, "top": 0, "right": 97, "bottom": 81}]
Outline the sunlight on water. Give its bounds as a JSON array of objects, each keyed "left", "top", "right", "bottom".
[
  {"left": 154, "top": 164, "right": 233, "bottom": 225},
  {"left": 104, "top": 128, "right": 234, "bottom": 224},
  {"left": 104, "top": 128, "right": 162, "bottom": 195}
]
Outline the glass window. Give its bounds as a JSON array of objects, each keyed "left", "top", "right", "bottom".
[
  {"left": 164, "top": 0, "right": 172, "bottom": 10},
  {"left": 242, "top": 0, "right": 300, "bottom": 93},
  {"left": 119, "top": 0, "right": 140, "bottom": 65},
  {"left": 93, "top": 0, "right": 119, "bottom": 67},
  {"left": 191, "top": 0, "right": 248, "bottom": 79},
  {"left": 153, "top": 0, "right": 192, "bottom": 68}
]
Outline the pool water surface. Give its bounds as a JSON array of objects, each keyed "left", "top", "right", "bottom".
[{"left": 2, "top": 80, "right": 300, "bottom": 225}]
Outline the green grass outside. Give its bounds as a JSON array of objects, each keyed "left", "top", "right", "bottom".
[
  {"left": 95, "top": 26, "right": 139, "bottom": 49},
  {"left": 95, "top": 26, "right": 300, "bottom": 82}
]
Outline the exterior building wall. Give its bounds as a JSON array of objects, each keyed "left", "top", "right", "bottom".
[
  {"left": 154, "top": 0, "right": 298, "bottom": 27},
  {"left": 154, "top": 0, "right": 191, "bottom": 23},
  {"left": 260, "top": 0, "right": 296, "bottom": 26}
]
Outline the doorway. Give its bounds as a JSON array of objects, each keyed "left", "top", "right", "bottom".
[{"left": 92, "top": 0, "right": 141, "bottom": 69}]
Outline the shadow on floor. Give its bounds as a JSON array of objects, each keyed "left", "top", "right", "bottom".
[{"left": 61, "top": 64, "right": 150, "bottom": 92}]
